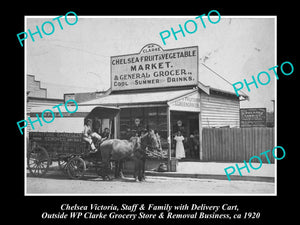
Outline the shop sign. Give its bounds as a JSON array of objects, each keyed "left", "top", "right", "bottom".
[
  {"left": 111, "top": 44, "right": 198, "bottom": 91},
  {"left": 240, "top": 108, "right": 266, "bottom": 127},
  {"left": 168, "top": 91, "right": 200, "bottom": 112}
]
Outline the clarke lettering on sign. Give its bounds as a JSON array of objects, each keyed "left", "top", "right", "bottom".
[
  {"left": 111, "top": 44, "right": 198, "bottom": 91},
  {"left": 140, "top": 44, "right": 163, "bottom": 54}
]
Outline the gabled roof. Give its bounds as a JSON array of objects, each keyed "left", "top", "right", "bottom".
[{"left": 198, "top": 63, "right": 248, "bottom": 100}]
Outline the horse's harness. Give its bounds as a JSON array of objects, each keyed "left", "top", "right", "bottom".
[{"left": 133, "top": 133, "right": 158, "bottom": 157}]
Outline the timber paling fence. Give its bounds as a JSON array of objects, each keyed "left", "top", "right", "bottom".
[{"left": 202, "top": 127, "right": 275, "bottom": 163}]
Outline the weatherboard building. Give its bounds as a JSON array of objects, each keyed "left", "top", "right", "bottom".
[{"left": 79, "top": 43, "right": 248, "bottom": 168}]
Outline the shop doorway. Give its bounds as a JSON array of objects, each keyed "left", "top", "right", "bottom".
[{"left": 171, "top": 111, "right": 200, "bottom": 160}]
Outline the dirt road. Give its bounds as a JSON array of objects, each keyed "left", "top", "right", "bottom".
[{"left": 26, "top": 172, "right": 274, "bottom": 195}]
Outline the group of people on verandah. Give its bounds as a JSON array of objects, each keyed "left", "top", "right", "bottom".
[
  {"left": 83, "top": 116, "right": 199, "bottom": 160},
  {"left": 173, "top": 120, "right": 199, "bottom": 160},
  {"left": 83, "top": 117, "right": 163, "bottom": 153},
  {"left": 173, "top": 130, "right": 200, "bottom": 160}
]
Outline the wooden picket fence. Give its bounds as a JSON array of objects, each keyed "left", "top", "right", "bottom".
[{"left": 202, "top": 127, "right": 275, "bottom": 163}]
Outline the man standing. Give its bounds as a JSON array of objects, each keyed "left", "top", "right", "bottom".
[{"left": 132, "top": 118, "right": 144, "bottom": 136}]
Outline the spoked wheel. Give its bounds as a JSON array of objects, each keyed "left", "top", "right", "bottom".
[
  {"left": 27, "top": 146, "right": 50, "bottom": 177},
  {"left": 66, "top": 156, "right": 86, "bottom": 179}
]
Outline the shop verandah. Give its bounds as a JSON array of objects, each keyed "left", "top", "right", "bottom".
[{"left": 80, "top": 88, "right": 202, "bottom": 166}]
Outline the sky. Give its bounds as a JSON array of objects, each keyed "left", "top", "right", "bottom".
[{"left": 26, "top": 15, "right": 276, "bottom": 111}]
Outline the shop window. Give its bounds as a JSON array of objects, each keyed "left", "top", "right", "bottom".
[
  {"left": 147, "top": 107, "right": 158, "bottom": 130},
  {"left": 119, "top": 107, "right": 168, "bottom": 150}
]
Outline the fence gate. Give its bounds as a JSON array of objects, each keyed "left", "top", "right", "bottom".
[{"left": 202, "top": 127, "right": 275, "bottom": 163}]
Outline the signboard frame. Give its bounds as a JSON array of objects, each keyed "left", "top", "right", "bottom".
[
  {"left": 240, "top": 108, "right": 267, "bottom": 127},
  {"left": 110, "top": 44, "right": 199, "bottom": 92}
]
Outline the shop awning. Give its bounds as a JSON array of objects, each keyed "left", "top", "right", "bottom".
[
  {"left": 29, "top": 105, "right": 120, "bottom": 119},
  {"left": 79, "top": 89, "right": 197, "bottom": 106}
]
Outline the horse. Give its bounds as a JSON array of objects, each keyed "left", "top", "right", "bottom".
[
  {"left": 97, "top": 130, "right": 159, "bottom": 181},
  {"left": 133, "top": 130, "right": 160, "bottom": 181}
]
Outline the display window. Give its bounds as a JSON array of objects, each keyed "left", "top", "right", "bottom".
[{"left": 119, "top": 107, "right": 168, "bottom": 149}]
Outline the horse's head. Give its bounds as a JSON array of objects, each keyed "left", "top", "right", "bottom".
[
  {"left": 129, "top": 136, "right": 143, "bottom": 159},
  {"left": 141, "top": 129, "right": 160, "bottom": 151},
  {"left": 131, "top": 136, "right": 141, "bottom": 150}
]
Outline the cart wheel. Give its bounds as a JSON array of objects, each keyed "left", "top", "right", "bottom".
[
  {"left": 66, "top": 156, "right": 86, "bottom": 179},
  {"left": 58, "top": 156, "right": 68, "bottom": 174},
  {"left": 27, "top": 146, "right": 50, "bottom": 177}
]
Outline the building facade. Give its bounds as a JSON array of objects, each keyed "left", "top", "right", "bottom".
[{"left": 80, "top": 44, "right": 248, "bottom": 161}]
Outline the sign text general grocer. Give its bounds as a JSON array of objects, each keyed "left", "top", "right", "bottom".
[{"left": 111, "top": 44, "right": 198, "bottom": 92}]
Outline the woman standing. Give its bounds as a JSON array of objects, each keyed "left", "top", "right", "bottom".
[{"left": 174, "top": 131, "right": 185, "bottom": 159}]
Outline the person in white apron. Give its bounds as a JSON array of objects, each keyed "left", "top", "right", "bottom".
[{"left": 174, "top": 131, "right": 185, "bottom": 159}]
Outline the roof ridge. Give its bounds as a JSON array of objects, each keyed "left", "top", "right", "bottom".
[{"left": 200, "top": 63, "right": 248, "bottom": 98}]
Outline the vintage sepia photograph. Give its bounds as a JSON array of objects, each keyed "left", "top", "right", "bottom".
[{"left": 24, "top": 15, "right": 276, "bottom": 195}]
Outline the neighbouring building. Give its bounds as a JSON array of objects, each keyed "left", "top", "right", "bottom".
[{"left": 26, "top": 75, "right": 64, "bottom": 132}]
